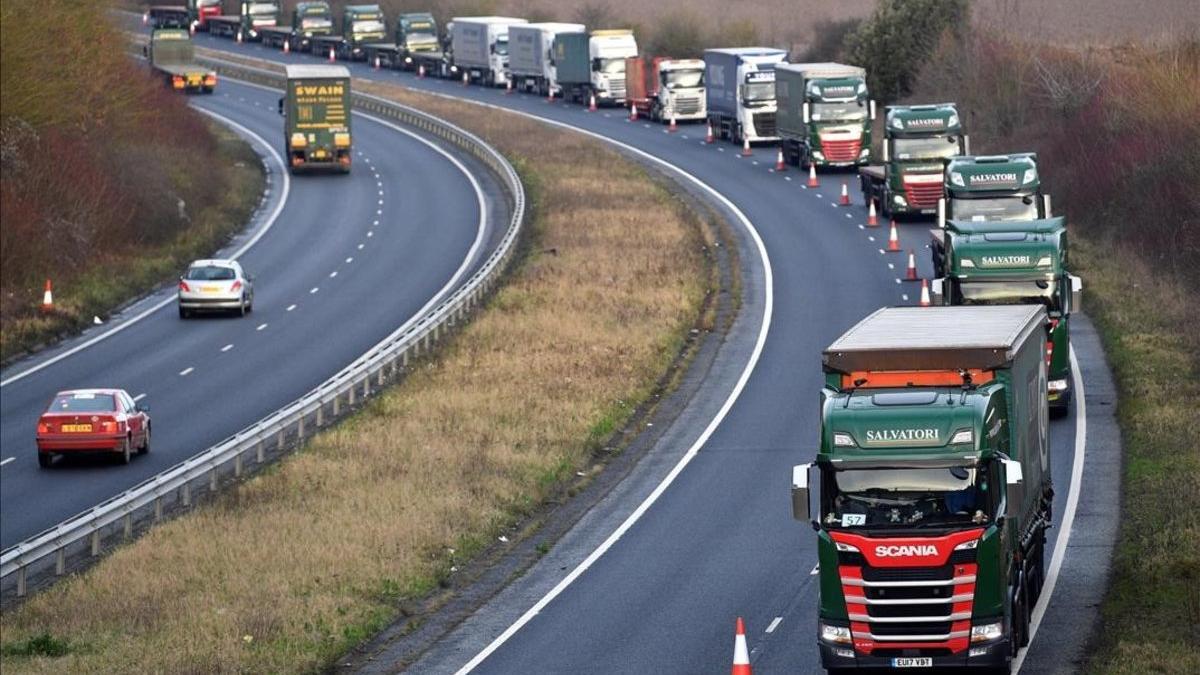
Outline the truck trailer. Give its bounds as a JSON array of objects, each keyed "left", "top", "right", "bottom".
[
  {"left": 145, "top": 0, "right": 222, "bottom": 30},
  {"left": 703, "top": 47, "right": 787, "bottom": 144},
  {"left": 929, "top": 217, "right": 1081, "bottom": 413},
  {"left": 508, "top": 23, "right": 585, "bottom": 95},
  {"left": 859, "top": 103, "right": 968, "bottom": 218},
  {"left": 146, "top": 28, "right": 217, "bottom": 93},
  {"left": 207, "top": 1, "right": 280, "bottom": 42},
  {"left": 775, "top": 62, "right": 875, "bottom": 168},
  {"left": 451, "top": 17, "right": 528, "bottom": 87},
  {"left": 553, "top": 30, "right": 639, "bottom": 104},
  {"left": 792, "top": 304, "right": 1052, "bottom": 671},
  {"left": 279, "top": 64, "right": 352, "bottom": 173},
  {"left": 257, "top": 1, "right": 333, "bottom": 53},
  {"left": 309, "top": 4, "right": 387, "bottom": 61},
  {"left": 625, "top": 57, "right": 706, "bottom": 123}
]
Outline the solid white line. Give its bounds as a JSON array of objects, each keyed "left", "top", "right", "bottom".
[
  {"left": 179, "top": 367, "right": 194, "bottom": 376},
  {"left": 766, "top": 617, "right": 784, "bottom": 634},
  {"left": 1, "top": 457, "right": 16, "bottom": 468},
  {"left": 0, "top": 108, "right": 290, "bottom": 388},
  {"left": 133, "top": 393, "right": 146, "bottom": 401},
  {"left": 444, "top": 91, "right": 773, "bottom": 675},
  {"left": 1013, "top": 346, "right": 1087, "bottom": 673},
  {"left": 221, "top": 344, "right": 234, "bottom": 352}
]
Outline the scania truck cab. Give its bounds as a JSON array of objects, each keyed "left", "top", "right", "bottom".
[
  {"left": 930, "top": 217, "right": 1081, "bottom": 413},
  {"left": 258, "top": 1, "right": 333, "bottom": 53},
  {"left": 553, "top": 30, "right": 639, "bottom": 104},
  {"left": 207, "top": 1, "right": 280, "bottom": 42},
  {"left": 859, "top": 103, "right": 968, "bottom": 218},
  {"left": 775, "top": 62, "right": 876, "bottom": 168},
  {"left": 704, "top": 47, "right": 788, "bottom": 145},
  {"left": 310, "top": 4, "right": 386, "bottom": 61},
  {"left": 625, "top": 57, "right": 706, "bottom": 122},
  {"left": 792, "top": 305, "right": 1052, "bottom": 672}
]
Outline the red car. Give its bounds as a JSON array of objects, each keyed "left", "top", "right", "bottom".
[{"left": 36, "top": 389, "right": 151, "bottom": 468}]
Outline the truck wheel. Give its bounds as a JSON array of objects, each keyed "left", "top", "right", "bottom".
[{"left": 651, "top": 102, "right": 662, "bottom": 122}]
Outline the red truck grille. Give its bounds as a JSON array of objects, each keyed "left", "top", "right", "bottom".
[
  {"left": 902, "top": 176, "right": 944, "bottom": 209},
  {"left": 821, "top": 138, "right": 863, "bottom": 163},
  {"left": 841, "top": 559, "right": 977, "bottom": 655}
]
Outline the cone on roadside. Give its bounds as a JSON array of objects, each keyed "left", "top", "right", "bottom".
[
  {"left": 328, "top": 47, "right": 336, "bottom": 62},
  {"left": 588, "top": 93, "right": 597, "bottom": 112},
  {"left": 142, "top": 11, "right": 149, "bottom": 25},
  {"left": 807, "top": 163, "right": 819, "bottom": 188},
  {"left": 629, "top": 102, "right": 638, "bottom": 121},
  {"left": 668, "top": 114, "right": 677, "bottom": 132},
  {"left": 546, "top": 87, "right": 554, "bottom": 102},
  {"left": 282, "top": 38, "right": 289, "bottom": 53},
  {"left": 41, "top": 279, "right": 53, "bottom": 313},
  {"left": 905, "top": 249, "right": 919, "bottom": 280},
  {"left": 839, "top": 181, "right": 851, "bottom": 206},
  {"left": 867, "top": 199, "right": 879, "bottom": 227},
  {"left": 462, "top": 71, "right": 469, "bottom": 86},
  {"left": 741, "top": 136, "right": 752, "bottom": 157},
  {"left": 418, "top": 64, "right": 425, "bottom": 78},
  {"left": 775, "top": 148, "right": 786, "bottom": 171},
  {"left": 732, "top": 617, "right": 752, "bottom": 675},
  {"left": 506, "top": 79, "right": 513, "bottom": 94},
  {"left": 236, "top": 30, "right": 243, "bottom": 44},
  {"left": 705, "top": 122, "right": 714, "bottom": 144},
  {"left": 373, "top": 55, "right": 381, "bottom": 70},
  {"left": 887, "top": 219, "right": 902, "bottom": 252},
  {"left": 919, "top": 278, "right": 932, "bottom": 306}
]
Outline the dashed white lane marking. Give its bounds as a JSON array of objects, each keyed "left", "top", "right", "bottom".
[
  {"left": 845, "top": 213, "right": 853, "bottom": 218},
  {"left": 179, "top": 367, "right": 194, "bottom": 376},
  {"left": 376, "top": 208, "right": 383, "bottom": 215},
  {"left": 858, "top": 224, "right": 866, "bottom": 230},
  {"left": 221, "top": 343, "right": 234, "bottom": 352},
  {"left": 357, "top": 243, "right": 365, "bottom": 250},
  {"left": 310, "top": 287, "right": 319, "bottom": 294},
  {"left": 0, "top": 457, "right": 14, "bottom": 468},
  {"left": 751, "top": 160, "right": 759, "bottom": 166},
  {"left": 895, "top": 278, "right": 902, "bottom": 284},
  {"left": 681, "top": 134, "right": 689, "bottom": 139},
  {"left": 367, "top": 231, "right": 374, "bottom": 237},
  {"left": 830, "top": 202, "right": 839, "bottom": 208},
  {"left": 785, "top": 176, "right": 792, "bottom": 181},
  {"left": 133, "top": 393, "right": 146, "bottom": 401},
  {"left": 256, "top": 323, "right": 268, "bottom": 331},
  {"left": 887, "top": 263, "right": 895, "bottom": 269},
  {"left": 902, "top": 294, "right": 910, "bottom": 301},
  {"left": 345, "top": 257, "right": 354, "bottom": 264},
  {"left": 766, "top": 617, "right": 784, "bottom": 634},
  {"left": 717, "top": 147, "right": 725, "bottom": 152},
  {"left": 868, "top": 236, "right": 876, "bottom": 242},
  {"left": 329, "top": 271, "right": 338, "bottom": 278},
  {"left": 378, "top": 198, "right": 384, "bottom": 205},
  {"left": 286, "top": 304, "right": 297, "bottom": 312}
]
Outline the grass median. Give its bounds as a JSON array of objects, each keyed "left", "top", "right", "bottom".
[{"left": 0, "top": 80, "right": 718, "bottom": 672}]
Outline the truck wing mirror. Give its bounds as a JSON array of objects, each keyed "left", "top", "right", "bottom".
[
  {"left": 1042, "top": 194, "right": 1052, "bottom": 218},
  {"left": 937, "top": 197, "right": 946, "bottom": 229},
  {"left": 791, "top": 463, "right": 813, "bottom": 522},
  {"left": 802, "top": 102, "right": 810, "bottom": 124},
  {"left": 1001, "top": 457, "right": 1024, "bottom": 519},
  {"left": 962, "top": 134, "right": 971, "bottom": 156},
  {"left": 869, "top": 99, "right": 876, "bottom": 121},
  {"left": 930, "top": 278, "right": 944, "bottom": 303},
  {"left": 1070, "top": 275, "right": 1083, "bottom": 313},
  {"left": 277, "top": 97, "right": 284, "bottom": 115},
  {"left": 882, "top": 141, "right": 889, "bottom": 163}
]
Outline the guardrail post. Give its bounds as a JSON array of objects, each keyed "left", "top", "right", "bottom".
[
  {"left": 403, "top": 350, "right": 410, "bottom": 367},
  {"left": 182, "top": 482, "right": 191, "bottom": 507},
  {"left": 124, "top": 509, "right": 133, "bottom": 539},
  {"left": 333, "top": 392, "right": 340, "bottom": 416},
  {"left": 257, "top": 440, "right": 265, "bottom": 464},
  {"left": 297, "top": 414, "right": 305, "bottom": 440},
  {"left": 16, "top": 566, "right": 26, "bottom": 597},
  {"left": 278, "top": 427, "right": 285, "bottom": 451},
  {"left": 210, "top": 466, "right": 218, "bottom": 492},
  {"left": 155, "top": 493, "right": 163, "bottom": 521},
  {"left": 316, "top": 402, "right": 324, "bottom": 428},
  {"left": 363, "top": 376, "right": 370, "bottom": 398},
  {"left": 349, "top": 384, "right": 356, "bottom": 406},
  {"left": 91, "top": 529, "right": 101, "bottom": 556},
  {"left": 377, "top": 367, "right": 385, "bottom": 387},
  {"left": 235, "top": 452, "right": 243, "bottom": 478},
  {"left": 56, "top": 547, "right": 65, "bottom": 576}
]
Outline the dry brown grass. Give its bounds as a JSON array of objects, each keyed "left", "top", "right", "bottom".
[{"left": 0, "top": 74, "right": 713, "bottom": 672}]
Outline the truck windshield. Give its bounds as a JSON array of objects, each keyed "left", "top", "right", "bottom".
[
  {"left": 248, "top": 3, "right": 277, "bottom": 16},
  {"left": 300, "top": 17, "right": 332, "bottom": 29},
  {"left": 743, "top": 82, "right": 775, "bottom": 102},
  {"left": 893, "top": 136, "right": 960, "bottom": 161},
  {"left": 955, "top": 279, "right": 1061, "bottom": 311},
  {"left": 407, "top": 33, "right": 438, "bottom": 46},
  {"left": 598, "top": 58, "right": 626, "bottom": 75},
  {"left": 951, "top": 196, "right": 1039, "bottom": 221},
  {"left": 811, "top": 101, "right": 867, "bottom": 122},
  {"left": 495, "top": 37, "right": 510, "bottom": 57},
  {"left": 825, "top": 466, "right": 991, "bottom": 528},
  {"left": 197, "top": 0, "right": 221, "bottom": 6},
  {"left": 352, "top": 20, "right": 385, "bottom": 34},
  {"left": 663, "top": 69, "right": 703, "bottom": 89}
]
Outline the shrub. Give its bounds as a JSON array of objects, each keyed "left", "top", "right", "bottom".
[{"left": 844, "top": 0, "right": 969, "bottom": 102}]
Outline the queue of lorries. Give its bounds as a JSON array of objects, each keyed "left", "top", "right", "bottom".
[{"left": 131, "top": 4, "right": 1088, "bottom": 671}]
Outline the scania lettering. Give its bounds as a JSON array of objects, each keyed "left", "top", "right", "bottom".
[
  {"left": 775, "top": 62, "right": 875, "bottom": 168},
  {"left": 279, "top": 64, "right": 352, "bottom": 173},
  {"left": 858, "top": 103, "right": 968, "bottom": 217},
  {"left": 791, "top": 305, "right": 1053, "bottom": 671},
  {"left": 704, "top": 47, "right": 788, "bottom": 144}
]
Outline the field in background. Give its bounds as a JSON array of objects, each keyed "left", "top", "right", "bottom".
[{"left": 0, "top": 73, "right": 716, "bottom": 673}]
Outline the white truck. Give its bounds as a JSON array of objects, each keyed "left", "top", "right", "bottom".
[
  {"left": 508, "top": 22, "right": 585, "bottom": 95},
  {"left": 703, "top": 47, "right": 787, "bottom": 144},
  {"left": 554, "top": 29, "right": 639, "bottom": 105},
  {"left": 450, "top": 16, "right": 527, "bottom": 87},
  {"left": 626, "top": 57, "right": 706, "bottom": 122}
]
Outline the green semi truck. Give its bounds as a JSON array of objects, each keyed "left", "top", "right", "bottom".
[
  {"left": 792, "top": 305, "right": 1052, "bottom": 671},
  {"left": 364, "top": 12, "right": 445, "bottom": 72},
  {"left": 775, "top": 62, "right": 875, "bottom": 169},
  {"left": 310, "top": 4, "right": 387, "bottom": 61},
  {"left": 859, "top": 103, "right": 968, "bottom": 217},
  {"left": 146, "top": 28, "right": 216, "bottom": 93},
  {"left": 279, "top": 65, "right": 352, "bottom": 173},
  {"left": 207, "top": 1, "right": 281, "bottom": 42},
  {"left": 257, "top": 1, "right": 334, "bottom": 53}
]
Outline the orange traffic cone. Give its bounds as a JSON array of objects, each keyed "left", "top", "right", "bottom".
[
  {"left": 282, "top": 38, "right": 289, "bottom": 53},
  {"left": 775, "top": 148, "right": 786, "bottom": 171},
  {"left": 807, "top": 163, "right": 819, "bottom": 188},
  {"left": 546, "top": 87, "right": 554, "bottom": 102},
  {"left": 506, "top": 79, "right": 513, "bottom": 94},
  {"left": 373, "top": 55, "right": 381, "bottom": 70},
  {"left": 732, "top": 617, "right": 752, "bottom": 675},
  {"left": 462, "top": 71, "right": 470, "bottom": 86},
  {"left": 189, "top": 22, "right": 196, "bottom": 36},
  {"left": 588, "top": 93, "right": 597, "bottom": 112},
  {"left": 741, "top": 136, "right": 752, "bottom": 157},
  {"left": 839, "top": 181, "right": 851, "bottom": 206},
  {"left": 705, "top": 122, "right": 714, "bottom": 144},
  {"left": 629, "top": 102, "right": 638, "bottom": 121},
  {"left": 905, "top": 249, "right": 919, "bottom": 280},
  {"left": 41, "top": 279, "right": 53, "bottom": 313},
  {"left": 236, "top": 30, "right": 243, "bottom": 44},
  {"left": 887, "top": 219, "right": 902, "bottom": 252},
  {"left": 867, "top": 199, "right": 879, "bottom": 227},
  {"left": 418, "top": 64, "right": 425, "bottom": 78},
  {"left": 668, "top": 114, "right": 678, "bottom": 132},
  {"left": 142, "top": 11, "right": 149, "bottom": 25},
  {"left": 919, "top": 278, "right": 932, "bottom": 306},
  {"left": 328, "top": 47, "right": 336, "bottom": 62}
]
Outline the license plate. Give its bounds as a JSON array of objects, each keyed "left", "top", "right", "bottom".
[
  {"left": 202, "top": 285, "right": 221, "bottom": 293},
  {"left": 892, "top": 657, "right": 933, "bottom": 668},
  {"left": 61, "top": 424, "right": 92, "bottom": 433},
  {"left": 314, "top": 150, "right": 327, "bottom": 158}
]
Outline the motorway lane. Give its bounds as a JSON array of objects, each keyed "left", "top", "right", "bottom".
[
  {"left": 0, "top": 77, "right": 489, "bottom": 549},
  {"left": 129, "top": 28, "right": 1085, "bottom": 673}
]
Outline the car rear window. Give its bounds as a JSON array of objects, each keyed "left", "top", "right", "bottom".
[
  {"left": 185, "top": 265, "right": 237, "bottom": 281},
  {"left": 49, "top": 393, "right": 116, "bottom": 412}
]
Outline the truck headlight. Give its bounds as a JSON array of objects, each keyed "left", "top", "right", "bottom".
[
  {"left": 950, "top": 429, "right": 973, "bottom": 445},
  {"left": 834, "top": 541, "right": 860, "bottom": 553},
  {"left": 950, "top": 171, "right": 965, "bottom": 187},
  {"left": 1023, "top": 168, "right": 1037, "bottom": 184},
  {"left": 334, "top": 133, "right": 351, "bottom": 148},
  {"left": 953, "top": 537, "right": 979, "bottom": 551},
  {"left": 305, "top": 31, "right": 312, "bottom": 37},
  {"left": 1048, "top": 378, "right": 1068, "bottom": 392},
  {"left": 960, "top": 259, "right": 975, "bottom": 268},
  {"left": 893, "top": 195, "right": 907, "bottom": 206},
  {"left": 948, "top": 113, "right": 960, "bottom": 128},
  {"left": 812, "top": 151, "right": 825, "bottom": 160},
  {"left": 859, "top": 147, "right": 870, "bottom": 158},
  {"left": 249, "top": 29, "right": 257, "bottom": 38},
  {"left": 833, "top": 432, "right": 854, "bottom": 447},
  {"left": 405, "top": 56, "right": 413, "bottom": 64},
  {"left": 821, "top": 623, "right": 853, "bottom": 644},
  {"left": 1036, "top": 256, "right": 1053, "bottom": 267},
  {"left": 971, "top": 621, "right": 1003, "bottom": 643}
]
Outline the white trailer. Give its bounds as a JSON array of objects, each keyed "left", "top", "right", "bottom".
[
  {"left": 508, "top": 22, "right": 585, "bottom": 95},
  {"left": 450, "top": 16, "right": 528, "bottom": 87}
]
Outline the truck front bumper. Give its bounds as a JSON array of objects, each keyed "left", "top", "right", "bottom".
[{"left": 819, "top": 639, "right": 1011, "bottom": 670}]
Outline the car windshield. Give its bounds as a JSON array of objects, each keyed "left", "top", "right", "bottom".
[
  {"left": 955, "top": 279, "right": 1060, "bottom": 310},
  {"left": 300, "top": 17, "right": 331, "bottom": 29},
  {"left": 893, "top": 135, "right": 960, "bottom": 160},
  {"left": 598, "top": 58, "right": 625, "bottom": 75},
  {"left": 49, "top": 393, "right": 116, "bottom": 413},
  {"left": 663, "top": 69, "right": 703, "bottom": 88},
  {"left": 951, "top": 196, "right": 1039, "bottom": 221},
  {"left": 743, "top": 82, "right": 775, "bottom": 102},
  {"left": 185, "top": 265, "right": 237, "bottom": 281},
  {"left": 825, "top": 466, "right": 991, "bottom": 528},
  {"left": 811, "top": 101, "right": 867, "bottom": 122},
  {"left": 352, "top": 20, "right": 385, "bottom": 34}
]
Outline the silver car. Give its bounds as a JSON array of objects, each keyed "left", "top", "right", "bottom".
[{"left": 178, "top": 259, "right": 254, "bottom": 318}]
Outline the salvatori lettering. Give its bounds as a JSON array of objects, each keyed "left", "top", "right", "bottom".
[
  {"left": 969, "top": 172, "right": 1018, "bottom": 185},
  {"left": 876, "top": 545, "right": 939, "bottom": 557},
  {"left": 905, "top": 118, "right": 945, "bottom": 128},
  {"left": 980, "top": 255, "right": 1033, "bottom": 267},
  {"left": 864, "top": 429, "right": 940, "bottom": 443}
]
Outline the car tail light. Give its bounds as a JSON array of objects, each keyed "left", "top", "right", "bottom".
[
  {"left": 179, "top": 280, "right": 191, "bottom": 292},
  {"left": 37, "top": 420, "right": 51, "bottom": 434},
  {"left": 231, "top": 280, "right": 243, "bottom": 293},
  {"left": 100, "top": 419, "right": 118, "bottom": 433}
]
